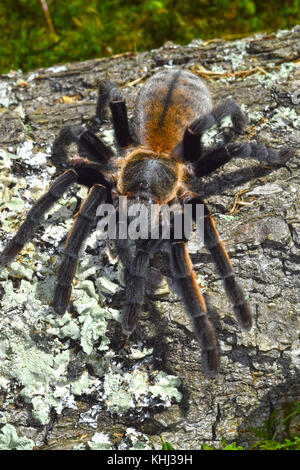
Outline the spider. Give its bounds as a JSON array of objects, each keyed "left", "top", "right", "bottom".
[{"left": 0, "top": 68, "right": 294, "bottom": 377}]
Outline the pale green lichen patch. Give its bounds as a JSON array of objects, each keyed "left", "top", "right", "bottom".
[
  {"left": 267, "top": 106, "right": 300, "bottom": 130},
  {"left": 88, "top": 432, "right": 115, "bottom": 450},
  {"left": 201, "top": 115, "right": 234, "bottom": 148},
  {"left": 129, "top": 344, "right": 153, "bottom": 360},
  {"left": 1, "top": 257, "right": 181, "bottom": 431},
  {"left": 243, "top": 101, "right": 300, "bottom": 134},
  {"left": 223, "top": 40, "right": 248, "bottom": 71},
  {"left": 0, "top": 424, "right": 35, "bottom": 450},
  {"left": 119, "top": 427, "right": 152, "bottom": 450},
  {"left": 1, "top": 196, "right": 26, "bottom": 213},
  {"left": 103, "top": 369, "right": 182, "bottom": 414},
  {"left": 9, "top": 260, "right": 34, "bottom": 281},
  {"left": 0, "top": 82, "right": 17, "bottom": 107},
  {"left": 47, "top": 311, "right": 81, "bottom": 340},
  {"left": 101, "top": 129, "right": 115, "bottom": 146},
  {"left": 254, "top": 61, "right": 299, "bottom": 89},
  {"left": 0, "top": 269, "right": 182, "bottom": 429},
  {"left": 150, "top": 371, "right": 182, "bottom": 404},
  {"left": 0, "top": 148, "right": 15, "bottom": 169},
  {"left": 71, "top": 371, "right": 90, "bottom": 395},
  {"left": 97, "top": 276, "right": 120, "bottom": 294},
  {"left": 85, "top": 427, "right": 152, "bottom": 450},
  {"left": 16, "top": 139, "right": 48, "bottom": 168},
  {"left": 0, "top": 274, "right": 76, "bottom": 426},
  {"left": 79, "top": 310, "right": 109, "bottom": 354},
  {"left": 0, "top": 265, "right": 8, "bottom": 280}
]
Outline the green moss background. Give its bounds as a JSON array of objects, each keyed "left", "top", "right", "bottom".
[{"left": 0, "top": 0, "right": 299, "bottom": 74}]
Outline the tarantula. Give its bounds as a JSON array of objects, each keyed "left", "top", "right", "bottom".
[{"left": 0, "top": 69, "right": 294, "bottom": 377}]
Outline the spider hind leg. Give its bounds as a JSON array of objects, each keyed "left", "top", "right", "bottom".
[
  {"left": 183, "top": 98, "right": 248, "bottom": 162},
  {"left": 195, "top": 142, "right": 295, "bottom": 177}
]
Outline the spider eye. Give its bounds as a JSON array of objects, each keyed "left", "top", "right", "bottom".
[{"left": 139, "top": 181, "right": 150, "bottom": 190}]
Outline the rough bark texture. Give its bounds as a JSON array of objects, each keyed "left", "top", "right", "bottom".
[{"left": 0, "top": 27, "right": 299, "bottom": 450}]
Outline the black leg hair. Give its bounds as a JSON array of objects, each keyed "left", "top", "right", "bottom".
[
  {"left": 114, "top": 238, "right": 134, "bottom": 270},
  {"left": 0, "top": 169, "right": 78, "bottom": 265},
  {"left": 194, "top": 142, "right": 294, "bottom": 177},
  {"left": 51, "top": 125, "right": 114, "bottom": 168},
  {"left": 121, "top": 240, "right": 162, "bottom": 335},
  {"left": 53, "top": 184, "right": 108, "bottom": 314},
  {"left": 70, "top": 161, "right": 112, "bottom": 190},
  {"left": 167, "top": 239, "right": 219, "bottom": 377},
  {"left": 185, "top": 195, "right": 252, "bottom": 330},
  {"left": 183, "top": 98, "right": 248, "bottom": 162},
  {"left": 96, "top": 80, "right": 133, "bottom": 148}
]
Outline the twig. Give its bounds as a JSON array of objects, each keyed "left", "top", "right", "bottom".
[
  {"left": 191, "top": 64, "right": 267, "bottom": 80},
  {"left": 229, "top": 188, "right": 256, "bottom": 214},
  {"left": 122, "top": 75, "right": 149, "bottom": 89},
  {"left": 40, "top": 0, "right": 56, "bottom": 35}
]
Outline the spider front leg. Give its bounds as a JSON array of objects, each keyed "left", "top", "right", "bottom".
[
  {"left": 194, "top": 142, "right": 295, "bottom": 177},
  {"left": 53, "top": 183, "right": 108, "bottom": 314},
  {"left": 0, "top": 169, "right": 78, "bottom": 265},
  {"left": 121, "top": 240, "right": 161, "bottom": 335},
  {"left": 96, "top": 80, "right": 133, "bottom": 148},
  {"left": 167, "top": 239, "right": 219, "bottom": 377},
  {"left": 186, "top": 195, "right": 252, "bottom": 330},
  {"left": 183, "top": 98, "right": 248, "bottom": 162}
]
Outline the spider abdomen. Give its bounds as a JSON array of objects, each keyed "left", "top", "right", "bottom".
[{"left": 133, "top": 69, "right": 212, "bottom": 154}]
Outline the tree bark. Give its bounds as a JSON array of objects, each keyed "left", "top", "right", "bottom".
[{"left": 0, "top": 27, "right": 299, "bottom": 450}]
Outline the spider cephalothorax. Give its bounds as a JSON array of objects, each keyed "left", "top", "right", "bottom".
[
  {"left": 118, "top": 149, "right": 183, "bottom": 203},
  {"left": 0, "top": 68, "right": 295, "bottom": 377}
]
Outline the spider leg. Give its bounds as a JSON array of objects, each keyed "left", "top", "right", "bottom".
[
  {"left": 114, "top": 238, "right": 134, "bottom": 270},
  {"left": 53, "top": 183, "right": 108, "bottom": 314},
  {"left": 0, "top": 169, "right": 78, "bottom": 265},
  {"left": 121, "top": 240, "right": 161, "bottom": 335},
  {"left": 51, "top": 125, "right": 114, "bottom": 168},
  {"left": 183, "top": 99, "right": 248, "bottom": 162},
  {"left": 167, "top": 239, "right": 219, "bottom": 377},
  {"left": 185, "top": 195, "right": 252, "bottom": 330},
  {"left": 96, "top": 80, "right": 133, "bottom": 148},
  {"left": 194, "top": 142, "right": 295, "bottom": 177}
]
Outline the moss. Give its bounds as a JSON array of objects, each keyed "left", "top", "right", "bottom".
[{"left": 1, "top": 1, "right": 299, "bottom": 74}]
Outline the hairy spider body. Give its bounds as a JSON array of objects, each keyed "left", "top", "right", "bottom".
[{"left": 1, "top": 68, "right": 295, "bottom": 377}]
